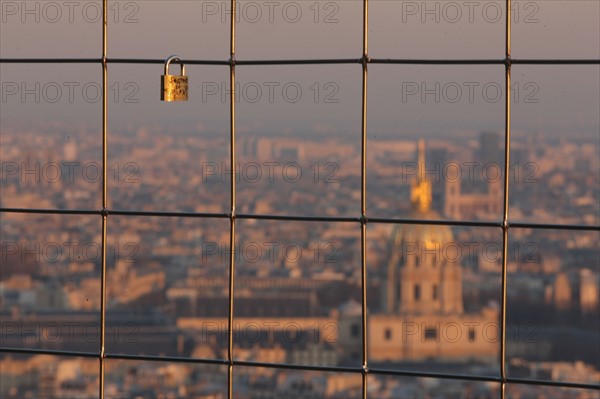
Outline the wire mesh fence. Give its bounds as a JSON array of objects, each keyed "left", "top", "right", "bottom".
[{"left": 1, "top": 1, "right": 599, "bottom": 398}]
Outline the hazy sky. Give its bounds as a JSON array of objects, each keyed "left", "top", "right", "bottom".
[{"left": 1, "top": 0, "right": 598, "bottom": 137}]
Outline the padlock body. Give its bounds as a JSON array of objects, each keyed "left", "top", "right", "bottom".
[{"left": 161, "top": 74, "right": 188, "bottom": 101}]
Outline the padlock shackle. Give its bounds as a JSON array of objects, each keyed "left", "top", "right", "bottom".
[{"left": 164, "top": 55, "right": 185, "bottom": 76}]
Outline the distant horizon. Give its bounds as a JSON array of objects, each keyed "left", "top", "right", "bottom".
[{"left": 2, "top": 119, "right": 599, "bottom": 143}]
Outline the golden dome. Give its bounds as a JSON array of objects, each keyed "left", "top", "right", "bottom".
[{"left": 390, "top": 209, "right": 454, "bottom": 251}]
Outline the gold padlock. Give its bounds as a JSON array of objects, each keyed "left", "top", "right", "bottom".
[{"left": 161, "top": 55, "right": 188, "bottom": 102}]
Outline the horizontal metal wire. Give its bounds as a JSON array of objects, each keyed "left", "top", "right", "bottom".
[
  {"left": 0, "top": 208, "right": 103, "bottom": 215},
  {"left": 235, "top": 213, "right": 359, "bottom": 223},
  {"left": 509, "top": 222, "right": 600, "bottom": 231},
  {"left": 233, "top": 359, "right": 359, "bottom": 374},
  {"left": 2, "top": 347, "right": 597, "bottom": 391},
  {"left": 372, "top": 59, "right": 600, "bottom": 65},
  {"left": 110, "top": 210, "right": 230, "bottom": 219},
  {"left": 2, "top": 208, "right": 598, "bottom": 232},
  {"left": 106, "top": 353, "right": 229, "bottom": 366},
  {"left": 0, "top": 58, "right": 102, "bottom": 63},
  {"left": 0, "top": 347, "right": 98, "bottom": 358},
  {"left": 110, "top": 59, "right": 230, "bottom": 66},
  {"left": 511, "top": 59, "right": 600, "bottom": 65},
  {"left": 367, "top": 216, "right": 501, "bottom": 228},
  {"left": 504, "top": 377, "right": 600, "bottom": 391},
  {"left": 1, "top": 57, "right": 599, "bottom": 65}
]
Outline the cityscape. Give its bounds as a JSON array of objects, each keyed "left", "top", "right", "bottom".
[
  {"left": 0, "top": 124, "right": 598, "bottom": 398},
  {"left": 1, "top": 0, "right": 599, "bottom": 396}
]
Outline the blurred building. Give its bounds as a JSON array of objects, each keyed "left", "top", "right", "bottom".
[
  {"left": 545, "top": 268, "right": 599, "bottom": 314},
  {"left": 340, "top": 140, "right": 499, "bottom": 362},
  {"left": 479, "top": 131, "right": 502, "bottom": 166},
  {"left": 444, "top": 178, "right": 502, "bottom": 220}
]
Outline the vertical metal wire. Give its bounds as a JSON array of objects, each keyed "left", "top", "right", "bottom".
[
  {"left": 99, "top": 0, "right": 109, "bottom": 397},
  {"left": 227, "top": 0, "right": 237, "bottom": 397},
  {"left": 500, "top": 1, "right": 512, "bottom": 398},
  {"left": 360, "top": 0, "right": 369, "bottom": 398}
]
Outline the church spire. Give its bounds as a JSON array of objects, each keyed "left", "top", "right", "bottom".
[{"left": 410, "top": 139, "right": 432, "bottom": 213}]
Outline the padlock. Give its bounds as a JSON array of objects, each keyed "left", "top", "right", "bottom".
[{"left": 161, "top": 55, "right": 188, "bottom": 102}]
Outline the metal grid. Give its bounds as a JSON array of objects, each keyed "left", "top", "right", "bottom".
[{"left": 1, "top": 0, "right": 600, "bottom": 398}]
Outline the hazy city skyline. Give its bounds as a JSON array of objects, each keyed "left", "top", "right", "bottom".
[
  {"left": 1, "top": 1, "right": 599, "bottom": 134},
  {"left": 1, "top": 127, "right": 598, "bottom": 398}
]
